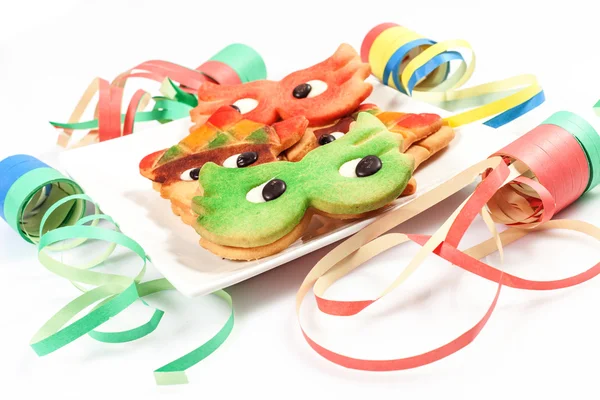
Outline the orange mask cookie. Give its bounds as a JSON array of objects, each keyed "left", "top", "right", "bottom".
[{"left": 189, "top": 43, "right": 372, "bottom": 131}]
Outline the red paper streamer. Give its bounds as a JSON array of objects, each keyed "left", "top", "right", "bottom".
[{"left": 299, "top": 115, "right": 599, "bottom": 372}]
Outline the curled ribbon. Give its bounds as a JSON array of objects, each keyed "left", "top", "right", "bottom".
[
  {"left": 296, "top": 110, "right": 600, "bottom": 370},
  {"left": 361, "top": 23, "right": 545, "bottom": 128},
  {"left": 50, "top": 43, "right": 267, "bottom": 148},
  {"left": 0, "top": 155, "right": 234, "bottom": 385}
]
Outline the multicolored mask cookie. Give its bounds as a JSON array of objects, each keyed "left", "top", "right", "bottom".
[
  {"left": 285, "top": 103, "right": 456, "bottom": 196},
  {"left": 192, "top": 112, "right": 414, "bottom": 260},
  {"left": 188, "top": 43, "right": 372, "bottom": 131},
  {"left": 139, "top": 106, "right": 308, "bottom": 225}
]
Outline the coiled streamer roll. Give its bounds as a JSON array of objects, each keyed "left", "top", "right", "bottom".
[
  {"left": 488, "top": 111, "right": 600, "bottom": 226},
  {"left": 297, "top": 110, "right": 600, "bottom": 371},
  {"left": 361, "top": 23, "right": 545, "bottom": 128},
  {"left": 0, "top": 155, "right": 234, "bottom": 385}
]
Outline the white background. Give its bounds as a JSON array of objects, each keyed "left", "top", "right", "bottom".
[{"left": 1, "top": 0, "right": 600, "bottom": 398}]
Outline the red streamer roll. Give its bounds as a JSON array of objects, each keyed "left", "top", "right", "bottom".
[{"left": 490, "top": 123, "right": 590, "bottom": 225}]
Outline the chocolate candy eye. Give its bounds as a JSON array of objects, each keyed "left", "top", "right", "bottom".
[
  {"left": 246, "top": 178, "right": 287, "bottom": 203},
  {"left": 318, "top": 134, "right": 336, "bottom": 145},
  {"left": 318, "top": 131, "right": 344, "bottom": 145},
  {"left": 356, "top": 155, "right": 382, "bottom": 177},
  {"left": 180, "top": 167, "right": 201, "bottom": 181},
  {"left": 223, "top": 152, "right": 259, "bottom": 168},
  {"left": 230, "top": 104, "right": 241, "bottom": 112},
  {"left": 292, "top": 80, "right": 328, "bottom": 99},
  {"left": 232, "top": 98, "right": 258, "bottom": 114},
  {"left": 293, "top": 83, "right": 311, "bottom": 98},
  {"left": 189, "top": 168, "right": 200, "bottom": 180},
  {"left": 339, "top": 155, "right": 382, "bottom": 178},
  {"left": 237, "top": 151, "right": 258, "bottom": 167},
  {"left": 262, "top": 179, "right": 286, "bottom": 201}
]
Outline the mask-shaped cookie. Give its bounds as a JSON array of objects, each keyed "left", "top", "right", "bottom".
[
  {"left": 139, "top": 106, "right": 308, "bottom": 225},
  {"left": 285, "top": 103, "right": 456, "bottom": 196},
  {"left": 192, "top": 112, "right": 414, "bottom": 260},
  {"left": 287, "top": 103, "right": 452, "bottom": 158},
  {"left": 189, "top": 43, "right": 372, "bottom": 131}
]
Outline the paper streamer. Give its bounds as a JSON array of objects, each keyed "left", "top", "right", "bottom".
[
  {"left": 543, "top": 111, "right": 600, "bottom": 193},
  {"left": 51, "top": 43, "right": 267, "bottom": 148},
  {"left": 361, "top": 23, "right": 545, "bottom": 128},
  {"left": 0, "top": 155, "right": 234, "bottom": 385},
  {"left": 297, "top": 110, "right": 600, "bottom": 371}
]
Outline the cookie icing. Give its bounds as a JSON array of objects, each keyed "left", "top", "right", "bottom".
[
  {"left": 246, "top": 180, "right": 269, "bottom": 203},
  {"left": 339, "top": 158, "right": 361, "bottom": 178},
  {"left": 223, "top": 154, "right": 240, "bottom": 168},
  {"left": 232, "top": 98, "right": 259, "bottom": 114},
  {"left": 305, "top": 80, "right": 328, "bottom": 98}
]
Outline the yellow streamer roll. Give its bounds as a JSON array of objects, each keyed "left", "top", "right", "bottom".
[
  {"left": 361, "top": 23, "right": 545, "bottom": 128},
  {"left": 369, "top": 26, "right": 424, "bottom": 81}
]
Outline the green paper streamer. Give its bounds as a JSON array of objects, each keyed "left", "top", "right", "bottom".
[
  {"left": 153, "top": 289, "right": 234, "bottom": 386},
  {"left": 210, "top": 43, "right": 267, "bottom": 83},
  {"left": 161, "top": 78, "right": 199, "bottom": 107},
  {"left": 3, "top": 161, "right": 234, "bottom": 385},
  {"left": 49, "top": 97, "right": 195, "bottom": 131}
]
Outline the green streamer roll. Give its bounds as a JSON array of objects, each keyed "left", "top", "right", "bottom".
[
  {"left": 542, "top": 111, "right": 600, "bottom": 192},
  {"left": 0, "top": 154, "right": 234, "bottom": 386},
  {"left": 209, "top": 43, "right": 267, "bottom": 83}
]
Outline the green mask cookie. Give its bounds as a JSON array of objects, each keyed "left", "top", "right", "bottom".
[{"left": 192, "top": 112, "right": 414, "bottom": 248}]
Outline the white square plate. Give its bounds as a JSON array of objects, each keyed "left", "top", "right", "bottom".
[{"left": 59, "top": 82, "right": 515, "bottom": 297}]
